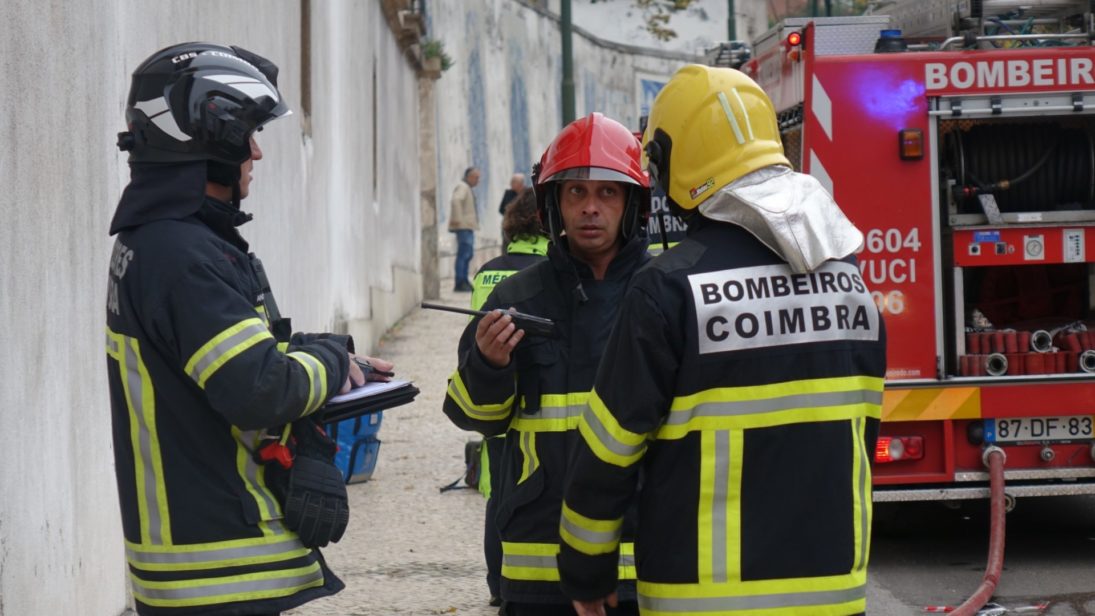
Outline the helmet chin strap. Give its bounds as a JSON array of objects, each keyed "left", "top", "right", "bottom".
[{"left": 546, "top": 186, "right": 589, "bottom": 304}]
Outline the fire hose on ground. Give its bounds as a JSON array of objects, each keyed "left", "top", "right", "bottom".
[{"left": 948, "top": 446, "right": 1008, "bottom": 616}]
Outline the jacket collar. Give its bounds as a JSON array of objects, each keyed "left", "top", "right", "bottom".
[
  {"left": 548, "top": 232, "right": 649, "bottom": 282},
  {"left": 506, "top": 235, "right": 549, "bottom": 256},
  {"left": 195, "top": 197, "right": 251, "bottom": 251}
]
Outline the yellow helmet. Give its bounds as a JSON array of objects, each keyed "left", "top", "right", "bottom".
[{"left": 643, "top": 64, "right": 789, "bottom": 211}]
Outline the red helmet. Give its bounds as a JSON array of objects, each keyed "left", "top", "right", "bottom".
[{"left": 532, "top": 113, "right": 651, "bottom": 244}]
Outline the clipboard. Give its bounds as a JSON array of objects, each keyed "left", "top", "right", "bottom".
[{"left": 320, "top": 379, "right": 420, "bottom": 424}]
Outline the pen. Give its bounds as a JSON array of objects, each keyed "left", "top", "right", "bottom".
[{"left": 354, "top": 357, "right": 395, "bottom": 378}]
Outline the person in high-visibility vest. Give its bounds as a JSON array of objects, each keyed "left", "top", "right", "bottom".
[
  {"left": 443, "top": 112, "right": 652, "bottom": 616},
  {"left": 470, "top": 187, "right": 549, "bottom": 607},
  {"left": 558, "top": 65, "right": 886, "bottom": 616}
]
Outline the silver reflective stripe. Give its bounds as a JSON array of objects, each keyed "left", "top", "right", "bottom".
[
  {"left": 106, "top": 332, "right": 120, "bottom": 355},
  {"left": 503, "top": 554, "right": 557, "bottom": 569},
  {"left": 639, "top": 584, "right": 865, "bottom": 612},
  {"left": 131, "top": 566, "right": 322, "bottom": 601},
  {"left": 125, "top": 339, "right": 164, "bottom": 545},
  {"left": 711, "top": 431, "right": 730, "bottom": 583},
  {"left": 619, "top": 552, "right": 635, "bottom": 568},
  {"left": 717, "top": 91, "right": 746, "bottom": 145},
  {"left": 447, "top": 380, "right": 511, "bottom": 420},
  {"left": 521, "top": 404, "right": 584, "bottom": 421},
  {"left": 239, "top": 429, "right": 284, "bottom": 527},
  {"left": 560, "top": 516, "right": 621, "bottom": 549},
  {"left": 731, "top": 88, "right": 756, "bottom": 141},
  {"left": 856, "top": 417, "right": 869, "bottom": 572},
  {"left": 666, "top": 390, "right": 883, "bottom": 426},
  {"left": 186, "top": 322, "right": 269, "bottom": 382},
  {"left": 127, "top": 536, "right": 306, "bottom": 565},
  {"left": 581, "top": 405, "right": 646, "bottom": 458},
  {"left": 519, "top": 431, "right": 538, "bottom": 479}
]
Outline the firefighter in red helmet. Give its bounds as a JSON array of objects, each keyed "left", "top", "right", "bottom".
[{"left": 442, "top": 112, "right": 650, "bottom": 616}]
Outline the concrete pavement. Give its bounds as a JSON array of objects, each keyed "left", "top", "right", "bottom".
[{"left": 286, "top": 284, "right": 497, "bottom": 616}]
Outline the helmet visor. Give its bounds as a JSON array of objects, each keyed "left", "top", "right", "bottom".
[{"left": 542, "top": 166, "right": 640, "bottom": 186}]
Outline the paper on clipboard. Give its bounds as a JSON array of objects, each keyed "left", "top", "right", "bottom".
[
  {"left": 326, "top": 379, "right": 414, "bottom": 405},
  {"left": 321, "top": 379, "right": 420, "bottom": 424}
]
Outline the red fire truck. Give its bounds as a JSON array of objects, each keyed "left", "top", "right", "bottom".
[{"left": 735, "top": 0, "right": 1095, "bottom": 505}]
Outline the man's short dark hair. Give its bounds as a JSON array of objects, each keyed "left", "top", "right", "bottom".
[{"left": 464, "top": 166, "right": 478, "bottom": 179}]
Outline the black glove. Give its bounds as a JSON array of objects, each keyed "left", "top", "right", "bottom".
[{"left": 283, "top": 419, "right": 349, "bottom": 547}]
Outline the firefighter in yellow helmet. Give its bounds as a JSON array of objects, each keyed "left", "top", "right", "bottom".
[{"left": 558, "top": 65, "right": 886, "bottom": 615}]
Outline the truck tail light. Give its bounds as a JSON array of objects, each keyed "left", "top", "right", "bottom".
[
  {"left": 875, "top": 436, "right": 924, "bottom": 463},
  {"left": 899, "top": 128, "right": 923, "bottom": 160},
  {"left": 787, "top": 31, "right": 802, "bottom": 47}
]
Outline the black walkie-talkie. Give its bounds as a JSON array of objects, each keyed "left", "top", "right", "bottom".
[{"left": 421, "top": 303, "right": 556, "bottom": 338}]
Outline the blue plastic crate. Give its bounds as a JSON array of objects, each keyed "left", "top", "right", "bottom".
[{"left": 327, "top": 413, "right": 383, "bottom": 483}]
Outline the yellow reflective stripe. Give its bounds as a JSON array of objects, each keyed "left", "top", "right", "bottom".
[
  {"left": 697, "top": 431, "right": 715, "bottom": 583},
  {"left": 517, "top": 431, "right": 539, "bottom": 484},
  {"left": 130, "top": 561, "right": 324, "bottom": 607},
  {"left": 646, "top": 241, "right": 681, "bottom": 256},
  {"left": 234, "top": 428, "right": 284, "bottom": 536},
  {"left": 446, "top": 371, "right": 514, "bottom": 421},
  {"left": 637, "top": 571, "right": 866, "bottom": 615},
  {"left": 618, "top": 542, "right": 637, "bottom": 580},
  {"left": 185, "top": 318, "right": 272, "bottom": 388},
  {"left": 657, "top": 376, "right": 884, "bottom": 440},
  {"left": 578, "top": 389, "right": 648, "bottom": 468},
  {"left": 113, "top": 329, "right": 172, "bottom": 546},
  {"left": 255, "top": 304, "right": 269, "bottom": 326},
  {"left": 726, "top": 430, "right": 743, "bottom": 583},
  {"left": 501, "top": 542, "right": 559, "bottom": 581},
  {"left": 560, "top": 502, "right": 622, "bottom": 555},
  {"left": 276, "top": 342, "right": 289, "bottom": 353},
  {"left": 286, "top": 351, "right": 327, "bottom": 416},
  {"left": 125, "top": 535, "right": 309, "bottom": 571},
  {"left": 851, "top": 418, "right": 871, "bottom": 572},
  {"left": 510, "top": 392, "right": 588, "bottom": 433}
]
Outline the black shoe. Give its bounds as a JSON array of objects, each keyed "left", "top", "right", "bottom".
[
  {"left": 454, "top": 282, "right": 473, "bottom": 292},
  {"left": 489, "top": 595, "right": 502, "bottom": 607}
]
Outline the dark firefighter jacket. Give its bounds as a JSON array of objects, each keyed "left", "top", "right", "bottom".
[
  {"left": 558, "top": 220, "right": 886, "bottom": 615},
  {"left": 471, "top": 234, "right": 549, "bottom": 501},
  {"left": 106, "top": 188, "right": 349, "bottom": 615},
  {"left": 471, "top": 235, "right": 550, "bottom": 311},
  {"left": 443, "top": 234, "right": 650, "bottom": 605}
]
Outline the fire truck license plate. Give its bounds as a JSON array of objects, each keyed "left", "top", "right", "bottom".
[{"left": 985, "top": 416, "right": 1094, "bottom": 443}]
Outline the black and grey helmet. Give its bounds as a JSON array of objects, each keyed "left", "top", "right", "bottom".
[{"left": 118, "top": 42, "right": 290, "bottom": 165}]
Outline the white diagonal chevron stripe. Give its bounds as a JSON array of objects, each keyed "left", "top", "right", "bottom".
[
  {"left": 809, "top": 150, "right": 834, "bottom": 197},
  {"left": 812, "top": 74, "right": 832, "bottom": 141}
]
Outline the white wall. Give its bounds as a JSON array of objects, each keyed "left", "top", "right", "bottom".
[
  {"left": 0, "top": 1, "right": 421, "bottom": 614},
  {"left": 427, "top": 0, "right": 700, "bottom": 275}
]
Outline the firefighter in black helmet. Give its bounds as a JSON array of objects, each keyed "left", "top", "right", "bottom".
[
  {"left": 106, "top": 42, "right": 392, "bottom": 616},
  {"left": 558, "top": 65, "right": 886, "bottom": 616}
]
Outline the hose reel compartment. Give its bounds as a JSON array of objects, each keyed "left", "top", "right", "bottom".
[{"left": 944, "top": 119, "right": 1095, "bottom": 218}]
